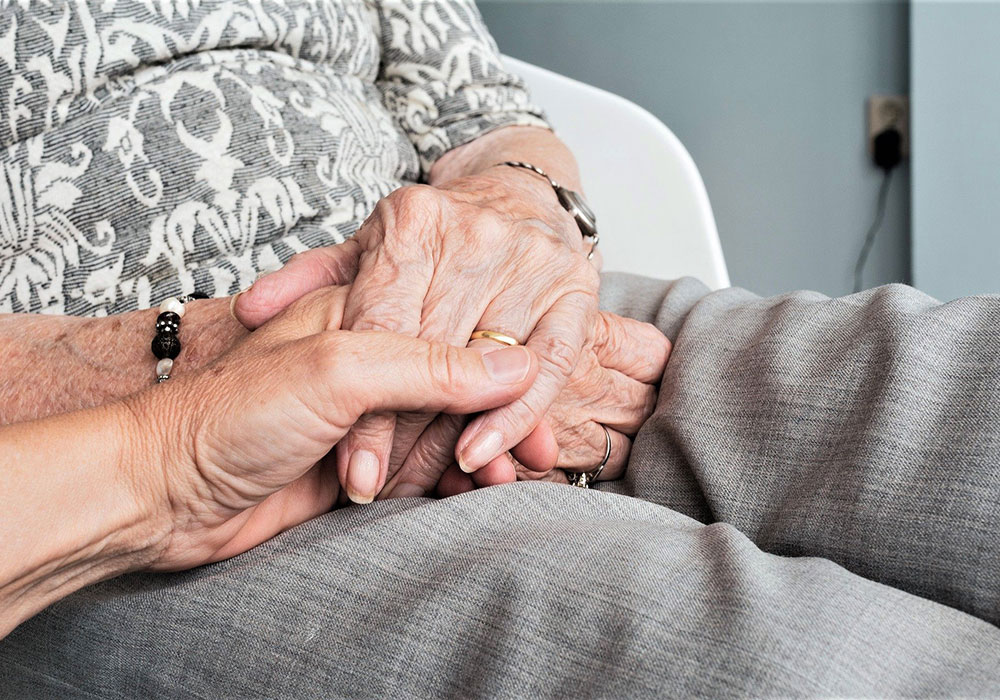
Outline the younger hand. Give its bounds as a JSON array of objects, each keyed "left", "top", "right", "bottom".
[{"left": 136, "top": 286, "right": 539, "bottom": 570}]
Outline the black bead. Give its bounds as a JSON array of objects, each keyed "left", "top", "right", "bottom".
[
  {"left": 187, "top": 291, "right": 209, "bottom": 300},
  {"left": 155, "top": 312, "right": 180, "bottom": 335},
  {"left": 151, "top": 333, "right": 181, "bottom": 360}
]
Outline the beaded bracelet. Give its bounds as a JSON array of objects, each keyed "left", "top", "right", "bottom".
[{"left": 152, "top": 292, "right": 208, "bottom": 383}]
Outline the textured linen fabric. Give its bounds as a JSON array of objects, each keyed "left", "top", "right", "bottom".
[
  {"left": 4, "top": 485, "right": 1000, "bottom": 698},
  {"left": 3, "top": 274, "right": 1000, "bottom": 698},
  {"left": 0, "top": 0, "right": 547, "bottom": 315},
  {"left": 599, "top": 273, "right": 1000, "bottom": 628}
]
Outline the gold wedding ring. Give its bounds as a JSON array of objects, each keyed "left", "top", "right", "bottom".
[{"left": 470, "top": 330, "right": 519, "bottom": 347}]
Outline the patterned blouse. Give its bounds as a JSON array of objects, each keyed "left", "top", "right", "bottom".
[{"left": 0, "top": 0, "right": 548, "bottom": 315}]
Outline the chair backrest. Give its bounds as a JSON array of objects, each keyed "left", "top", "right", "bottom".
[{"left": 502, "top": 56, "right": 730, "bottom": 289}]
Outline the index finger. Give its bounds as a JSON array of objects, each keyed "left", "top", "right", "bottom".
[{"left": 455, "top": 290, "right": 595, "bottom": 472}]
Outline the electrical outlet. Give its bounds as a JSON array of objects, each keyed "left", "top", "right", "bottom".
[{"left": 868, "top": 95, "right": 909, "bottom": 161}]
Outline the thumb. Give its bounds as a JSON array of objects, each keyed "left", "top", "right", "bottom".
[
  {"left": 594, "top": 311, "right": 672, "bottom": 384},
  {"left": 313, "top": 333, "right": 539, "bottom": 421},
  {"left": 234, "top": 240, "right": 361, "bottom": 330},
  {"left": 241, "top": 285, "right": 350, "bottom": 350}
]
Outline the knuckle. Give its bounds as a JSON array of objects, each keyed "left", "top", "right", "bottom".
[
  {"left": 426, "top": 343, "right": 465, "bottom": 396},
  {"left": 593, "top": 312, "right": 620, "bottom": 358},
  {"left": 655, "top": 329, "right": 673, "bottom": 360},
  {"left": 349, "top": 414, "right": 393, "bottom": 443},
  {"left": 286, "top": 250, "right": 309, "bottom": 267},
  {"left": 415, "top": 431, "right": 449, "bottom": 462},
  {"left": 640, "top": 323, "right": 672, "bottom": 375},
  {"left": 407, "top": 438, "right": 453, "bottom": 481},
  {"left": 306, "top": 334, "right": 362, "bottom": 416},
  {"left": 497, "top": 399, "right": 544, "bottom": 441},
  {"left": 352, "top": 315, "right": 405, "bottom": 334},
  {"left": 311, "top": 332, "right": 347, "bottom": 375},
  {"left": 538, "top": 333, "right": 580, "bottom": 378},
  {"left": 299, "top": 286, "right": 348, "bottom": 331},
  {"left": 639, "top": 319, "right": 668, "bottom": 344},
  {"left": 391, "top": 185, "right": 443, "bottom": 223},
  {"left": 319, "top": 243, "right": 360, "bottom": 284},
  {"left": 586, "top": 426, "right": 607, "bottom": 455}
]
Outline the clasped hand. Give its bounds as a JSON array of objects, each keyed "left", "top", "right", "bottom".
[
  {"left": 232, "top": 169, "right": 670, "bottom": 503},
  {"left": 143, "top": 285, "right": 539, "bottom": 570},
  {"left": 136, "top": 171, "right": 674, "bottom": 571}
]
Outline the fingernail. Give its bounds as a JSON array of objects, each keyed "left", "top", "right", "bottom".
[
  {"left": 458, "top": 429, "right": 504, "bottom": 473},
  {"left": 346, "top": 450, "right": 379, "bottom": 504},
  {"left": 228, "top": 284, "right": 253, "bottom": 322},
  {"left": 386, "top": 483, "right": 424, "bottom": 499},
  {"left": 481, "top": 346, "right": 531, "bottom": 384}
]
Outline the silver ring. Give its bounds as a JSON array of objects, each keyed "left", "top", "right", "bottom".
[
  {"left": 568, "top": 424, "right": 612, "bottom": 489},
  {"left": 586, "top": 234, "right": 600, "bottom": 261}
]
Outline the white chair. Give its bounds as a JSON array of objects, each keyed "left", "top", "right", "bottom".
[{"left": 502, "top": 56, "right": 730, "bottom": 289}]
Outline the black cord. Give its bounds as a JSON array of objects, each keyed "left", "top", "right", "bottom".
[{"left": 853, "top": 168, "right": 893, "bottom": 294}]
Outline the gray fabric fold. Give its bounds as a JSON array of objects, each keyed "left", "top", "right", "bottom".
[
  {"left": 3, "top": 484, "right": 1000, "bottom": 699},
  {"left": 601, "top": 272, "right": 1000, "bottom": 628}
]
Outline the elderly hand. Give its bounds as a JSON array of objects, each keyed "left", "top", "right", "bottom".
[
  {"left": 136, "top": 286, "right": 539, "bottom": 570},
  {"left": 234, "top": 167, "right": 600, "bottom": 503},
  {"left": 386, "top": 312, "right": 671, "bottom": 498},
  {"left": 542, "top": 313, "right": 670, "bottom": 481},
  {"left": 513, "top": 313, "right": 670, "bottom": 486}
]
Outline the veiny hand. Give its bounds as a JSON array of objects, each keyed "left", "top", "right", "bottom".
[
  {"left": 133, "top": 286, "right": 539, "bottom": 570},
  {"left": 234, "top": 168, "right": 600, "bottom": 504},
  {"left": 404, "top": 312, "right": 671, "bottom": 497}
]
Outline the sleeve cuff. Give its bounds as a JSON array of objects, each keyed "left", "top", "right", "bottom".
[{"left": 379, "top": 78, "right": 552, "bottom": 178}]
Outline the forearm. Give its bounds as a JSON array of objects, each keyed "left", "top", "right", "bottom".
[
  {"left": 429, "top": 125, "right": 583, "bottom": 194},
  {"left": 0, "top": 399, "right": 167, "bottom": 638},
  {"left": 0, "top": 299, "right": 246, "bottom": 425}
]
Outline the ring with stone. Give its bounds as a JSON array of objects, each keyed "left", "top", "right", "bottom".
[{"left": 567, "top": 424, "right": 612, "bottom": 489}]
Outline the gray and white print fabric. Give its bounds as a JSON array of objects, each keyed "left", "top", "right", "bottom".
[{"left": 0, "top": 0, "right": 547, "bottom": 316}]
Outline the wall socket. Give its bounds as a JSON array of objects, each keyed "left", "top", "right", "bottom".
[{"left": 868, "top": 95, "right": 909, "bottom": 161}]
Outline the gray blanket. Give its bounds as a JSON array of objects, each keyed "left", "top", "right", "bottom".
[{"left": 2, "top": 273, "right": 1000, "bottom": 698}]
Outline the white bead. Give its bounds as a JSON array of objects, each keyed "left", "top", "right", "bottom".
[
  {"left": 159, "top": 297, "right": 185, "bottom": 318},
  {"left": 156, "top": 358, "right": 174, "bottom": 376}
]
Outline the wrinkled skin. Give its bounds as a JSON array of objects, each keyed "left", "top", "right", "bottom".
[
  {"left": 234, "top": 192, "right": 672, "bottom": 499},
  {"left": 387, "top": 311, "right": 671, "bottom": 498},
  {"left": 141, "top": 286, "right": 540, "bottom": 571},
  {"left": 236, "top": 167, "right": 602, "bottom": 502}
]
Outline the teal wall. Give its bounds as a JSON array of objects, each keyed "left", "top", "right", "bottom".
[
  {"left": 911, "top": 2, "right": 1000, "bottom": 301},
  {"left": 480, "top": 0, "right": 911, "bottom": 297}
]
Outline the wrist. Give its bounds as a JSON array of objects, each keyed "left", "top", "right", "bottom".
[
  {"left": 441, "top": 165, "right": 585, "bottom": 251},
  {"left": 117, "top": 371, "right": 211, "bottom": 572},
  {"left": 0, "top": 400, "right": 175, "bottom": 636},
  {"left": 137, "top": 297, "right": 249, "bottom": 387},
  {"left": 485, "top": 162, "right": 559, "bottom": 203},
  {"left": 116, "top": 391, "right": 187, "bottom": 567},
  {"left": 491, "top": 164, "right": 587, "bottom": 250},
  {"left": 0, "top": 299, "right": 248, "bottom": 426},
  {"left": 82, "top": 298, "right": 246, "bottom": 391}
]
